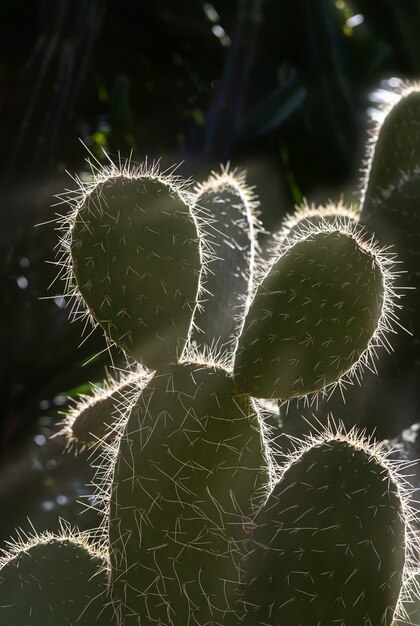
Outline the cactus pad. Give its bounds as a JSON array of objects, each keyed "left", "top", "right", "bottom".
[
  {"left": 188, "top": 166, "right": 259, "bottom": 363},
  {"left": 0, "top": 533, "right": 115, "bottom": 625},
  {"left": 238, "top": 434, "right": 406, "bottom": 626},
  {"left": 59, "top": 367, "right": 152, "bottom": 452},
  {"left": 109, "top": 362, "right": 270, "bottom": 625},
  {"left": 70, "top": 167, "right": 202, "bottom": 369},
  {"left": 362, "top": 85, "right": 420, "bottom": 210},
  {"left": 234, "top": 224, "right": 393, "bottom": 400}
]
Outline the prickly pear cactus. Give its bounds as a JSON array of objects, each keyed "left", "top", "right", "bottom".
[
  {"left": 58, "top": 366, "right": 152, "bottom": 452},
  {"left": 67, "top": 161, "right": 206, "bottom": 370},
  {"left": 234, "top": 221, "right": 398, "bottom": 401},
  {"left": 188, "top": 165, "right": 260, "bottom": 364},
  {"left": 109, "top": 363, "right": 269, "bottom": 625},
  {"left": 277, "top": 200, "right": 359, "bottom": 248},
  {"left": 236, "top": 428, "right": 415, "bottom": 626},
  {"left": 3, "top": 78, "right": 420, "bottom": 626},
  {"left": 0, "top": 529, "right": 116, "bottom": 626},
  {"left": 361, "top": 84, "right": 420, "bottom": 351}
]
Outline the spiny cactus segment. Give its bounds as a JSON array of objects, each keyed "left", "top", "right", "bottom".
[
  {"left": 237, "top": 425, "right": 419, "bottom": 626},
  {"left": 0, "top": 527, "right": 116, "bottom": 625},
  {"left": 234, "top": 219, "right": 400, "bottom": 402},
  {"left": 109, "top": 362, "right": 271, "bottom": 625},
  {"left": 394, "top": 572, "right": 420, "bottom": 625},
  {"left": 361, "top": 84, "right": 420, "bottom": 356},
  {"left": 187, "top": 165, "right": 260, "bottom": 367},
  {"left": 57, "top": 366, "right": 152, "bottom": 453},
  {"left": 361, "top": 82, "right": 420, "bottom": 212},
  {"left": 56, "top": 157, "right": 216, "bottom": 371}
]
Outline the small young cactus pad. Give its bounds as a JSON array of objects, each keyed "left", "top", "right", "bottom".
[
  {"left": 234, "top": 221, "right": 399, "bottom": 401},
  {"left": 64, "top": 160, "right": 206, "bottom": 370},
  {"left": 109, "top": 362, "right": 270, "bottom": 625},
  {"left": 0, "top": 531, "right": 115, "bottom": 625},
  {"left": 58, "top": 366, "right": 152, "bottom": 452},
  {"left": 237, "top": 428, "right": 414, "bottom": 626}
]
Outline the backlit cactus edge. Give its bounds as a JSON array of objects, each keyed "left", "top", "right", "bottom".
[{"left": 2, "top": 82, "right": 420, "bottom": 625}]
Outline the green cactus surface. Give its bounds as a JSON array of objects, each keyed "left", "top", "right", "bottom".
[
  {"left": 362, "top": 176, "right": 420, "bottom": 360},
  {"left": 188, "top": 167, "right": 258, "bottom": 363},
  {"left": 362, "top": 86, "right": 420, "bottom": 209},
  {"left": 60, "top": 367, "right": 151, "bottom": 451},
  {"left": 234, "top": 226, "right": 386, "bottom": 400},
  {"left": 109, "top": 362, "right": 270, "bottom": 625},
  {"left": 277, "top": 201, "right": 360, "bottom": 247},
  {"left": 238, "top": 436, "right": 406, "bottom": 626},
  {"left": 0, "top": 534, "right": 115, "bottom": 625},
  {"left": 70, "top": 170, "right": 202, "bottom": 370}
]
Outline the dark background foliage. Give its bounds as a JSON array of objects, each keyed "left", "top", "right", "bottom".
[{"left": 1, "top": 0, "right": 420, "bottom": 548}]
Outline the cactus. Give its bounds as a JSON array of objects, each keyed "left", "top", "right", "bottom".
[
  {"left": 187, "top": 165, "right": 260, "bottom": 365},
  {"left": 234, "top": 219, "right": 399, "bottom": 401},
  {"left": 0, "top": 527, "right": 116, "bottom": 625},
  {"left": 276, "top": 200, "right": 360, "bottom": 248},
  {"left": 236, "top": 425, "right": 418, "bottom": 626},
  {"left": 63, "top": 159, "right": 213, "bottom": 370},
  {"left": 109, "top": 362, "right": 270, "bottom": 624},
  {"left": 57, "top": 366, "right": 152, "bottom": 452},
  {"left": 3, "top": 80, "right": 420, "bottom": 626},
  {"left": 361, "top": 84, "right": 420, "bottom": 356}
]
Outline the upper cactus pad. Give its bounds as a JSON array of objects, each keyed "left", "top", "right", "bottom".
[
  {"left": 68, "top": 163, "right": 202, "bottom": 370},
  {"left": 234, "top": 223, "right": 395, "bottom": 400},
  {"left": 362, "top": 84, "right": 420, "bottom": 211}
]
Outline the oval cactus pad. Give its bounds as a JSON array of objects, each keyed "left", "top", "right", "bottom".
[
  {"left": 109, "top": 362, "right": 269, "bottom": 625},
  {"left": 234, "top": 225, "right": 392, "bottom": 400},
  {"left": 239, "top": 435, "right": 406, "bottom": 625},
  {"left": 70, "top": 169, "right": 201, "bottom": 370},
  {"left": 0, "top": 534, "right": 115, "bottom": 625}
]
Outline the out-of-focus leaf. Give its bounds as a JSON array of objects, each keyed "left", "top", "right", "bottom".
[{"left": 242, "top": 77, "right": 306, "bottom": 136}]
